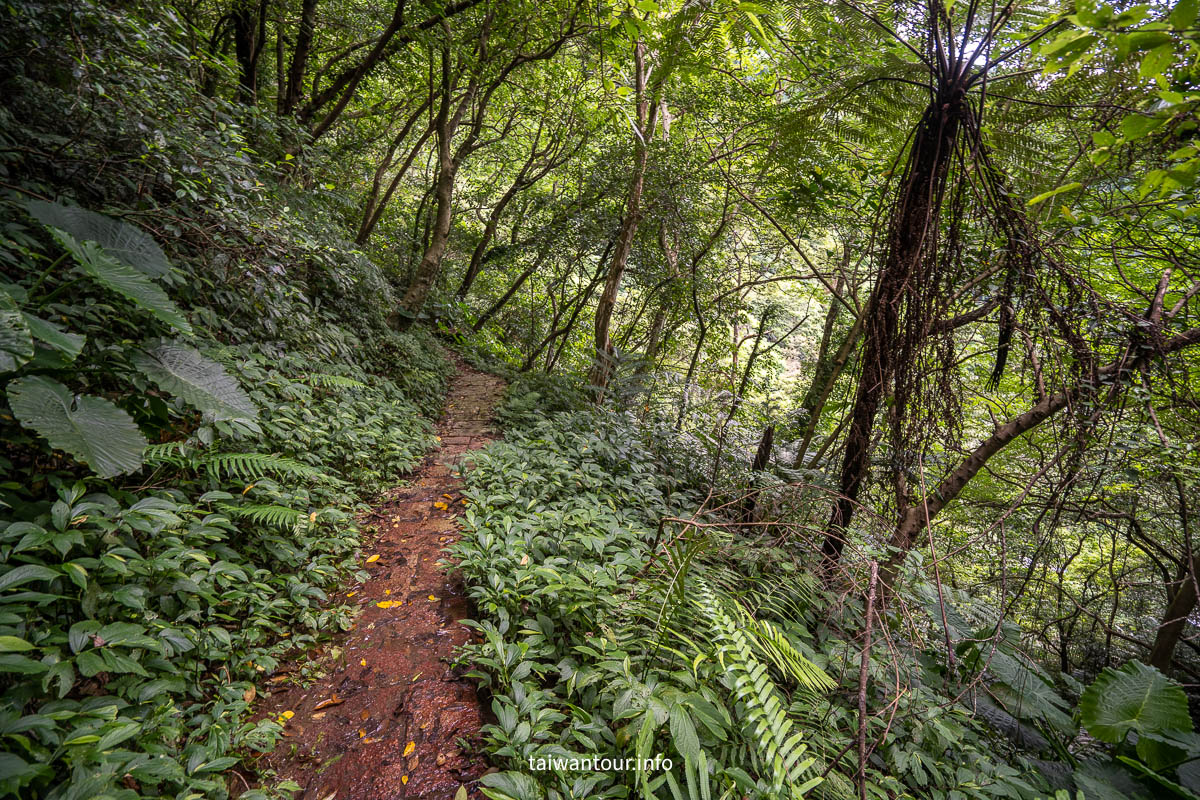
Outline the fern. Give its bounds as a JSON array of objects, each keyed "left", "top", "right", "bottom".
[
  {"left": 740, "top": 616, "right": 836, "bottom": 693},
  {"left": 144, "top": 444, "right": 333, "bottom": 483},
  {"left": 305, "top": 373, "right": 367, "bottom": 389},
  {"left": 694, "top": 580, "right": 822, "bottom": 797},
  {"left": 221, "top": 503, "right": 306, "bottom": 531}
]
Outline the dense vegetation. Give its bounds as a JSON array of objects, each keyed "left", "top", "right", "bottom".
[{"left": 2, "top": 0, "right": 1200, "bottom": 798}]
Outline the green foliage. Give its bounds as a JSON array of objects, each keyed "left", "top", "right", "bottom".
[
  {"left": 1080, "top": 661, "right": 1192, "bottom": 745},
  {"left": 7, "top": 376, "right": 148, "bottom": 479},
  {"left": 0, "top": 3, "right": 453, "bottom": 797}
]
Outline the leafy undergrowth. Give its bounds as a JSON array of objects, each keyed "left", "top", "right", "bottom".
[
  {"left": 452, "top": 377, "right": 1200, "bottom": 800},
  {"left": 0, "top": 4, "right": 452, "bottom": 796}
]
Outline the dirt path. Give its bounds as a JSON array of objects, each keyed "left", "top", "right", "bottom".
[{"left": 256, "top": 362, "right": 505, "bottom": 800}]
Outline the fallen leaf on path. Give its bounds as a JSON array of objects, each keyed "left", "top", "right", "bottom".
[
  {"left": 314, "top": 695, "right": 344, "bottom": 711},
  {"left": 243, "top": 687, "right": 256, "bottom": 703},
  {"left": 361, "top": 710, "right": 369, "bottom": 721},
  {"left": 312, "top": 712, "right": 326, "bottom": 720},
  {"left": 376, "top": 600, "right": 401, "bottom": 609},
  {"left": 365, "top": 554, "right": 380, "bottom": 563},
  {"left": 403, "top": 741, "right": 415, "bottom": 757},
  {"left": 360, "top": 659, "right": 366, "bottom": 666},
  {"left": 428, "top": 595, "right": 437, "bottom": 601},
  {"left": 433, "top": 501, "right": 449, "bottom": 511},
  {"left": 401, "top": 776, "right": 409, "bottom": 785}
]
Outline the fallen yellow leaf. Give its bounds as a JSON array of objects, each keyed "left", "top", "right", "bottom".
[
  {"left": 384, "top": 589, "right": 391, "bottom": 595},
  {"left": 347, "top": 591, "right": 357, "bottom": 597},
  {"left": 434, "top": 501, "right": 449, "bottom": 511},
  {"left": 401, "top": 775, "right": 409, "bottom": 785},
  {"left": 428, "top": 595, "right": 437, "bottom": 601},
  {"left": 365, "top": 554, "right": 380, "bottom": 563},
  {"left": 377, "top": 600, "right": 400, "bottom": 609},
  {"left": 360, "top": 659, "right": 366, "bottom": 666},
  {"left": 442, "top": 493, "right": 452, "bottom": 499},
  {"left": 403, "top": 741, "right": 415, "bottom": 757}
]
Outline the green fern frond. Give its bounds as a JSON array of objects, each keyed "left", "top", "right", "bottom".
[
  {"left": 144, "top": 444, "right": 334, "bottom": 483},
  {"left": 741, "top": 617, "right": 836, "bottom": 693},
  {"left": 200, "top": 452, "right": 330, "bottom": 482},
  {"left": 694, "top": 580, "right": 822, "bottom": 797},
  {"left": 305, "top": 373, "right": 367, "bottom": 389},
  {"left": 221, "top": 503, "right": 306, "bottom": 530}
]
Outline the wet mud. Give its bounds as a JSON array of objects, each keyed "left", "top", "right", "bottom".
[{"left": 254, "top": 364, "right": 506, "bottom": 800}]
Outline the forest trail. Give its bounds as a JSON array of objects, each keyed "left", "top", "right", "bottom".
[{"left": 256, "top": 362, "right": 505, "bottom": 800}]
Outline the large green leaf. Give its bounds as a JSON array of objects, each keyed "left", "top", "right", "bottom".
[
  {"left": 6, "top": 376, "right": 147, "bottom": 478},
  {"left": 21, "top": 313, "right": 85, "bottom": 361},
  {"left": 27, "top": 200, "right": 170, "bottom": 277},
  {"left": 132, "top": 339, "right": 256, "bottom": 421},
  {"left": 1080, "top": 660, "right": 1192, "bottom": 744},
  {"left": 48, "top": 229, "right": 191, "bottom": 334},
  {"left": 0, "top": 287, "right": 33, "bottom": 372}
]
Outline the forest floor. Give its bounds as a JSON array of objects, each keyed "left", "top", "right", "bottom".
[{"left": 254, "top": 361, "right": 506, "bottom": 800}]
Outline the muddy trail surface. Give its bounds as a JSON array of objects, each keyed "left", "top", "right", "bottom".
[{"left": 256, "top": 362, "right": 505, "bottom": 800}]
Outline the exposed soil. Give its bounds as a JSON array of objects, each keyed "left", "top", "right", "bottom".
[{"left": 255, "top": 362, "right": 505, "bottom": 800}]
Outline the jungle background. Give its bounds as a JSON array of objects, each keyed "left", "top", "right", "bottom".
[{"left": 2, "top": 0, "right": 1200, "bottom": 798}]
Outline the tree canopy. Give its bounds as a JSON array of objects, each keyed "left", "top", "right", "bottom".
[{"left": 2, "top": 0, "right": 1200, "bottom": 797}]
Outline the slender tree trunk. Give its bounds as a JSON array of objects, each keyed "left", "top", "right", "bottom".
[
  {"left": 282, "top": 0, "right": 319, "bottom": 114},
  {"left": 356, "top": 102, "right": 434, "bottom": 245},
  {"left": 457, "top": 176, "right": 528, "bottom": 299},
  {"left": 232, "top": 0, "right": 267, "bottom": 105},
  {"left": 395, "top": 23, "right": 476, "bottom": 326},
  {"left": 588, "top": 42, "right": 657, "bottom": 396},
  {"left": 1151, "top": 478, "right": 1197, "bottom": 670},
  {"left": 1150, "top": 559, "right": 1200, "bottom": 671}
]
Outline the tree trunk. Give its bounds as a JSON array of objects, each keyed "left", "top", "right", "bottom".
[
  {"left": 281, "top": 0, "right": 319, "bottom": 114},
  {"left": 1150, "top": 559, "right": 1200, "bottom": 671},
  {"left": 232, "top": 0, "right": 268, "bottom": 105},
  {"left": 395, "top": 23, "right": 476, "bottom": 326},
  {"left": 356, "top": 102, "right": 434, "bottom": 245},
  {"left": 821, "top": 99, "right": 963, "bottom": 571},
  {"left": 588, "top": 42, "right": 657, "bottom": 397}
]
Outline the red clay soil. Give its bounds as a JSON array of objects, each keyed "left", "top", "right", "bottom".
[{"left": 254, "top": 362, "right": 505, "bottom": 800}]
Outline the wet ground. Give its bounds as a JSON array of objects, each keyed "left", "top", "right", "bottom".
[{"left": 254, "top": 363, "right": 505, "bottom": 800}]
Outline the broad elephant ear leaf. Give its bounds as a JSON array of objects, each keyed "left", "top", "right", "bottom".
[
  {"left": 132, "top": 339, "right": 257, "bottom": 422},
  {"left": 47, "top": 229, "right": 191, "bottom": 334},
  {"left": 6, "top": 376, "right": 147, "bottom": 478},
  {"left": 1080, "top": 660, "right": 1192, "bottom": 744},
  {"left": 0, "top": 287, "right": 34, "bottom": 372},
  {"left": 26, "top": 200, "right": 171, "bottom": 277},
  {"left": 21, "top": 313, "right": 85, "bottom": 361}
]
